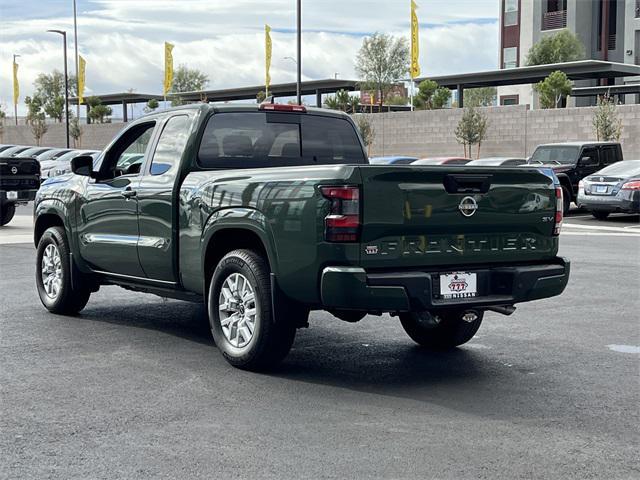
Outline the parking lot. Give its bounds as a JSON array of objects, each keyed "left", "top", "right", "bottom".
[{"left": 1, "top": 206, "right": 639, "bottom": 479}]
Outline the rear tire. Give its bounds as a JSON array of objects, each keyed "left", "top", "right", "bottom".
[
  {"left": 399, "top": 310, "right": 483, "bottom": 349},
  {"left": 36, "top": 226, "right": 91, "bottom": 314},
  {"left": 0, "top": 203, "right": 16, "bottom": 226},
  {"left": 208, "top": 249, "right": 296, "bottom": 371},
  {"left": 561, "top": 186, "right": 571, "bottom": 215},
  {"left": 591, "top": 211, "right": 609, "bottom": 220}
]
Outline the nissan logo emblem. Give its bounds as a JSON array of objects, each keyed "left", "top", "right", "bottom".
[
  {"left": 458, "top": 196, "right": 478, "bottom": 217},
  {"left": 10, "top": 166, "right": 18, "bottom": 174}
]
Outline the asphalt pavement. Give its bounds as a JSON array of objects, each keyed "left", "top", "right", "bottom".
[{"left": 1, "top": 206, "right": 639, "bottom": 479}]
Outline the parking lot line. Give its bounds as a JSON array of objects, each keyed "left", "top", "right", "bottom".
[
  {"left": 563, "top": 223, "right": 640, "bottom": 233},
  {"left": 562, "top": 231, "right": 640, "bottom": 237}
]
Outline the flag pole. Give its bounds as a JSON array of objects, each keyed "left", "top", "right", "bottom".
[{"left": 73, "top": 0, "right": 80, "bottom": 120}]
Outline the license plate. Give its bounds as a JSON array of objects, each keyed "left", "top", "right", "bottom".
[
  {"left": 6, "top": 191, "right": 18, "bottom": 200},
  {"left": 440, "top": 272, "right": 477, "bottom": 299},
  {"left": 594, "top": 185, "right": 608, "bottom": 193}
]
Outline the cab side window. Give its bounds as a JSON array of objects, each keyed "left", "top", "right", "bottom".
[
  {"left": 581, "top": 147, "right": 599, "bottom": 165},
  {"left": 149, "top": 115, "right": 191, "bottom": 175},
  {"left": 99, "top": 122, "right": 156, "bottom": 179}
]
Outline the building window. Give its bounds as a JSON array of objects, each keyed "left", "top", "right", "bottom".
[
  {"left": 503, "top": 47, "right": 518, "bottom": 69},
  {"left": 542, "top": 0, "right": 567, "bottom": 30},
  {"left": 636, "top": 0, "right": 639, "bottom": 18},
  {"left": 500, "top": 95, "right": 519, "bottom": 106},
  {"left": 503, "top": 0, "right": 518, "bottom": 26}
]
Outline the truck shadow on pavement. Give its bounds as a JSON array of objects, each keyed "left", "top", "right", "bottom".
[
  {"left": 81, "top": 300, "right": 214, "bottom": 347},
  {"left": 80, "top": 299, "right": 531, "bottom": 417}
]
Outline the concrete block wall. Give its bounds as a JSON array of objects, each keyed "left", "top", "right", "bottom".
[
  {"left": 0, "top": 122, "right": 123, "bottom": 150},
  {"left": 360, "top": 104, "right": 640, "bottom": 160},
  {"left": 2, "top": 104, "right": 639, "bottom": 160}
]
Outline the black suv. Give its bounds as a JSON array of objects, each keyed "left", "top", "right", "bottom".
[
  {"left": 0, "top": 156, "right": 41, "bottom": 225},
  {"left": 528, "top": 142, "right": 623, "bottom": 213}
]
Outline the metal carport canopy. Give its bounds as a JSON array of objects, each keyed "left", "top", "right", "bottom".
[
  {"left": 168, "top": 79, "right": 359, "bottom": 104},
  {"left": 414, "top": 60, "right": 640, "bottom": 89}
]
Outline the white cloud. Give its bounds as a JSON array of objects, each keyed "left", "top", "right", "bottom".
[{"left": 0, "top": 0, "right": 498, "bottom": 116}]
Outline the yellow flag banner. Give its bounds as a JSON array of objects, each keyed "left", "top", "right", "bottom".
[
  {"left": 410, "top": 0, "right": 421, "bottom": 79},
  {"left": 164, "top": 42, "right": 174, "bottom": 96},
  {"left": 265, "top": 24, "right": 272, "bottom": 95},
  {"left": 12, "top": 61, "right": 19, "bottom": 106},
  {"left": 78, "top": 56, "right": 86, "bottom": 104}
]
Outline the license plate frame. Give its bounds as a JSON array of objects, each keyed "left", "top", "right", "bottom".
[
  {"left": 594, "top": 185, "right": 608, "bottom": 194},
  {"left": 6, "top": 191, "right": 18, "bottom": 200},
  {"left": 439, "top": 272, "right": 478, "bottom": 299}
]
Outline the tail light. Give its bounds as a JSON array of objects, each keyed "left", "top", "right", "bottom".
[
  {"left": 621, "top": 181, "right": 640, "bottom": 191},
  {"left": 320, "top": 186, "right": 360, "bottom": 242},
  {"left": 553, "top": 186, "right": 563, "bottom": 236},
  {"left": 578, "top": 180, "right": 584, "bottom": 191}
]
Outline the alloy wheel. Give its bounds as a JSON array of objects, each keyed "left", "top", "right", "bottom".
[
  {"left": 218, "top": 273, "right": 258, "bottom": 348},
  {"left": 41, "top": 243, "right": 62, "bottom": 299}
]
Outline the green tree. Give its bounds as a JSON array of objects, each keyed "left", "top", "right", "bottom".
[
  {"left": 86, "top": 96, "right": 112, "bottom": 123},
  {"left": 413, "top": 79, "right": 451, "bottom": 109},
  {"left": 355, "top": 33, "right": 409, "bottom": 109},
  {"left": 323, "top": 89, "right": 360, "bottom": 113},
  {"left": 386, "top": 95, "right": 408, "bottom": 106},
  {"left": 0, "top": 104, "right": 6, "bottom": 142},
  {"left": 33, "top": 70, "right": 77, "bottom": 122},
  {"left": 144, "top": 98, "right": 159, "bottom": 113},
  {"left": 355, "top": 115, "right": 374, "bottom": 156},
  {"left": 70, "top": 117, "right": 82, "bottom": 147},
  {"left": 464, "top": 87, "right": 497, "bottom": 107},
  {"left": 593, "top": 94, "right": 622, "bottom": 141},
  {"left": 170, "top": 65, "right": 210, "bottom": 106},
  {"left": 525, "top": 30, "right": 585, "bottom": 66},
  {"left": 24, "top": 95, "right": 48, "bottom": 145},
  {"left": 454, "top": 106, "right": 489, "bottom": 159},
  {"left": 534, "top": 70, "right": 572, "bottom": 109},
  {"left": 256, "top": 90, "right": 266, "bottom": 103}
]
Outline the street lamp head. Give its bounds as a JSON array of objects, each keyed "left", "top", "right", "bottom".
[{"left": 47, "top": 29, "right": 66, "bottom": 36}]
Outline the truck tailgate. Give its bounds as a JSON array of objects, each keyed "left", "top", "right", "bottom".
[{"left": 357, "top": 166, "right": 558, "bottom": 268}]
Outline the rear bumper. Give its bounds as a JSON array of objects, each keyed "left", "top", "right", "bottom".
[
  {"left": 577, "top": 191, "right": 640, "bottom": 213},
  {"left": 320, "top": 257, "right": 570, "bottom": 312}
]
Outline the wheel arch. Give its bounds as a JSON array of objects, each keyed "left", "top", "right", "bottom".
[
  {"left": 556, "top": 174, "right": 574, "bottom": 197},
  {"left": 201, "top": 209, "right": 278, "bottom": 296}
]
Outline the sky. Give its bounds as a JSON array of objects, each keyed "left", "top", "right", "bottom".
[{"left": 0, "top": 0, "right": 499, "bottom": 117}]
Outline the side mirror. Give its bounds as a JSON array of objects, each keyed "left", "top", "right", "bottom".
[
  {"left": 580, "top": 156, "right": 596, "bottom": 166},
  {"left": 71, "top": 155, "right": 94, "bottom": 177}
]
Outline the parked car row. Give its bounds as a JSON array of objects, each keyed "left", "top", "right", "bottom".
[
  {"left": 0, "top": 144, "right": 102, "bottom": 226},
  {"left": 0, "top": 144, "right": 101, "bottom": 179},
  {"left": 369, "top": 142, "right": 638, "bottom": 219}
]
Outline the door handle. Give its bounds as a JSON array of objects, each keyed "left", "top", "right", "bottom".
[{"left": 121, "top": 188, "right": 137, "bottom": 199}]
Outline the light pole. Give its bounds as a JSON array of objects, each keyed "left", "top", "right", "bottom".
[
  {"left": 296, "top": 0, "right": 301, "bottom": 105},
  {"left": 13, "top": 54, "right": 20, "bottom": 125},
  {"left": 47, "top": 29, "right": 70, "bottom": 148}
]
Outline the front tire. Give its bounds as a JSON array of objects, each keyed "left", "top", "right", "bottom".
[
  {"left": 36, "top": 226, "right": 91, "bottom": 314},
  {"left": 0, "top": 203, "right": 16, "bottom": 226},
  {"left": 591, "top": 211, "right": 609, "bottom": 220},
  {"left": 399, "top": 310, "right": 483, "bottom": 349},
  {"left": 208, "top": 249, "right": 296, "bottom": 371}
]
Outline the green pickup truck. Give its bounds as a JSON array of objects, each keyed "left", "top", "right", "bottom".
[{"left": 34, "top": 104, "right": 570, "bottom": 370}]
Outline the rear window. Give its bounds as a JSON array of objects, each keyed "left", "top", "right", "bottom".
[
  {"left": 598, "top": 160, "right": 640, "bottom": 176},
  {"left": 198, "top": 112, "right": 366, "bottom": 169}
]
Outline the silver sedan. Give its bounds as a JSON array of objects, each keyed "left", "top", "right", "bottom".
[{"left": 577, "top": 160, "right": 640, "bottom": 220}]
